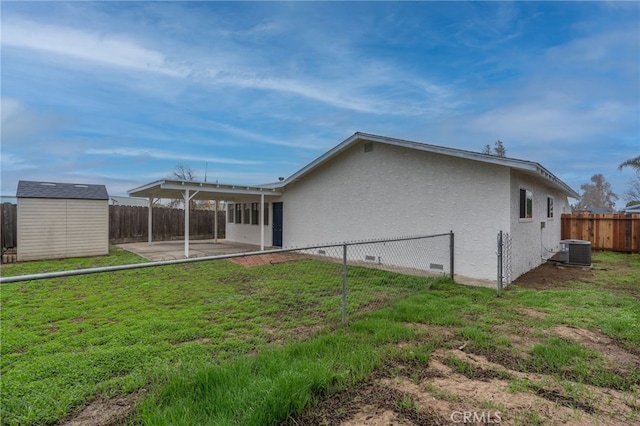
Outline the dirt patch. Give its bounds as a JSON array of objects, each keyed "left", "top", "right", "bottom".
[
  {"left": 291, "top": 336, "right": 639, "bottom": 426},
  {"left": 514, "top": 261, "right": 593, "bottom": 290},
  {"left": 227, "top": 252, "right": 307, "bottom": 267},
  {"left": 173, "top": 337, "right": 211, "bottom": 346},
  {"left": 551, "top": 325, "right": 640, "bottom": 372},
  {"left": 62, "top": 392, "right": 141, "bottom": 426},
  {"left": 520, "top": 307, "right": 547, "bottom": 319}
]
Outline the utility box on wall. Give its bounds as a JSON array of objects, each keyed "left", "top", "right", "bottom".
[{"left": 16, "top": 181, "right": 109, "bottom": 261}]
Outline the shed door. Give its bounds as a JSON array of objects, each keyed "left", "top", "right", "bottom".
[{"left": 272, "top": 202, "right": 283, "bottom": 247}]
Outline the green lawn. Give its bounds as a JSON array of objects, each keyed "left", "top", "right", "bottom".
[
  {"left": 0, "top": 248, "right": 432, "bottom": 425},
  {"left": 1, "top": 250, "right": 638, "bottom": 425}
]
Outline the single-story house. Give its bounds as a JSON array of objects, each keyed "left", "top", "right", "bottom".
[
  {"left": 16, "top": 180, "right": 109, "bottom": 261},
  {"left": 129, "top": 132, "right": 578, "bottom": 282},
  {"left": 624, "top": 204, "right": 640, "bottom": 214}
]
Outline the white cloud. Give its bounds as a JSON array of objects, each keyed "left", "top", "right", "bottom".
[
  {"left": 205, "top": 120, "right": 324, "bottom": 150},
  {"left": 1, "top": 98, "right": 24, "bottom": 121},
  {"left": 2, "top": 19, "right": 188, "bottom": 77},
  {"left": 0, "top": 97, "right": 68, "bottom": 145},
  {"left": 0, "top": 152, "right": 36, "bottom": 172},
  {"left": 468, "top": 99, "right": 627, "bottom": 143},
  {"left": 85, "top": 147, "right": 262, "bottom": 166}
]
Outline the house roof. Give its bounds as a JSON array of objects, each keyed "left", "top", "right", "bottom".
[
  {"left": 128, "top": 132, "right": 579, "bottom": 202},
  {"left": 278, "top": 132, "right": 579, "bottom": 198},
  {"left": 16, "top": 180, "right": 109, "bottom": 200}
]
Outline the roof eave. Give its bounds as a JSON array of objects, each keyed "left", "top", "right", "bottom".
[{"left": 279, "top": 132, "right": 579, "bottom": 198}]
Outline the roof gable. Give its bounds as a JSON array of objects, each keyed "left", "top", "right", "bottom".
[
  {"left": 17, "top": 181, "right": 109, "bottom": 200},
  {"left": 280, "top": 132, "right": 579, "bottom": 198}
]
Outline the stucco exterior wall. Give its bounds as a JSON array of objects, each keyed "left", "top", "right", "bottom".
[
  {"left": 17, "top": 198, "right": 108, "bottom": 261},
  {"left": 225, "top": 201, "right": 276, "bottom": 247},
  {"left": 509, "top": 170, "right": 571, "bottom": 280},
  {"left": 280, "top": 141, "right": 512, "bottom": 281}
]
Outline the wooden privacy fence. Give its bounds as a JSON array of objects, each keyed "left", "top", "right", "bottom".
[
  {"left": 1, "top": 203, "right": 225, "bottom": 258},
  {"left": 1, "top": 204, "right": 226, "bottom": 249},
  {"left": 561, "top": 213, "right": 640, "bottom": 253},
  {"left": 109, "top": 205, "right": 225, "bottom": 244},
  {"left": 1, "top": 203, "right": 17, "bottom": 250}
]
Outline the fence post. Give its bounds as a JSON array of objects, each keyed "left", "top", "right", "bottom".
[
  {"left": 497, "top": 231, "right": 503, "bottom": 297},
  {"left": 449, "top": 230, "right": 454, "bottom": 280},
  {"left": 342, "top": 244, "right": 347, "bottom": 324}
]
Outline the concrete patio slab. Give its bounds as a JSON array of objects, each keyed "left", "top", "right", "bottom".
[{"left": 116, "top": 239, "right": 264, "bottom": 261}]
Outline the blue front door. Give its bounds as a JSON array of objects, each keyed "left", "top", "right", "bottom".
[{"left": 272, "top": 202, "right": 283, "bottom": 247}]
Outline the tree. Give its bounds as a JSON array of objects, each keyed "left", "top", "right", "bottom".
[
  {"left": 574, "top": 173, "right": 618, "bottom": 212},
  {"left": 618, "top": 155, "right": 640, "bottom": 172},
  {"left": 167, "top": 164, "right": 206, "bottom": 210},
  {"left": 480, "top": 140, "right": 507, "bottom": 157},
  {"left": 618, "top": 155, "right": 640, "bottom": 207},
  {"left": 173, "top": 163, "right": 197, "bottom": 181},
  {"left": 493, "top": 140, "right": 506, "bottom": 157},
  {"left": 622, "top": 174, "right": 640, "bottom": 206}
]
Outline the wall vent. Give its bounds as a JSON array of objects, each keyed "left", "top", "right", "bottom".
[
  {"left": 365, "top": 255, "right": 376, "bottom": 262},
  {"left": 364, "top": 142, "right": 373, "bottom": 153},
  {"left": 318, "top": 249, "right": 326, "bottom": 255},
  {"left": 430, "top": 263, "right": 444, "bottom": 270}
]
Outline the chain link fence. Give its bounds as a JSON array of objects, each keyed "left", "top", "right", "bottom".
[
  {"left": 294, "top": 233, "right": 454, "bottom": 322},
  {"left": 1, "top": 233, "right": 454, "bottom": 325},
  {"left": 497, "top": 230, "right": 512, "bottom": 296}
]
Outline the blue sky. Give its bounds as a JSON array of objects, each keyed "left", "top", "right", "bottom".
[{"left": 1, "top": 1, "right": 639, "bottom": 207}]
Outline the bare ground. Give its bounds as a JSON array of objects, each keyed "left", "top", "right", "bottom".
[
  {"left": 61, "top": 391, "right": 142, "bottom": 426},
  {"left": 288, "top": 333, "right": 639, "bottom": 426}
]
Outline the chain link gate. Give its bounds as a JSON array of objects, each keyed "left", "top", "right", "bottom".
[{"left": 497, "top": 230, "right": 512, "bottom": 296}]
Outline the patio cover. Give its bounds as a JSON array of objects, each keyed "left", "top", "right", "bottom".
[{"left": 128, "top": 179, "right": 282, "bottom": 256}]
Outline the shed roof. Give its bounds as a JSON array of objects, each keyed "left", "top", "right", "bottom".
[{"left": 17, "top": 181, "right": 109, "bottom": 200}]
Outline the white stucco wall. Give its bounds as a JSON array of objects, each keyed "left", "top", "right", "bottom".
[
  {"left": 279, "top": 141, "right": 512, "bottom": 281},
  {"left": 509, "top": 170, "right": 571, "bottom": 280},
  {"left": 223, "top": 141, "right": 573, "bottom": 282},
  {"left": 225, "top": 200, "right": 276, "bottom": 247}
]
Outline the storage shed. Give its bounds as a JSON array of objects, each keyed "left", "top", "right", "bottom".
[{"left": 16, "top": 180, "right": 109, "bottom": 261}]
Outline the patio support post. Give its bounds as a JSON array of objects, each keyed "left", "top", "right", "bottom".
[
  {"left": 260, "top": 193, "right": 265, "bottom": 251},
  {"left": 184, "top": 190, "right": 190, "bottom": 258},
  {"left": 148, "top": 197, "right": 153, "bottom": 246},
  {"left": 214, "top": 200, "right": 218, "bottom": 243},
  {"left": 183, "top": 189, "right": 200, "bottom": 258}
]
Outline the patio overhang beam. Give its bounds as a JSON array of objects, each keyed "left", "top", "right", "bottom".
[
  {"left": 128, "top": 179, "right": 282, "bottom": 200},
  {"left": 128, "top": 179, "right": 281, "bottom": 258}
]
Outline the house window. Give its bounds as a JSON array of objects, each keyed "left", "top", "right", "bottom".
[
  {"left": 243, "top": 203, "right": 250, "bottom": 224},
  {"left": 264, "top": 202, "right": 269, "bottom": 226},
  {"left": 519, "top": 188, "right": 533, "bottom": 219},
  {"left": 235, "top": 203, "right": 242, "bottom": 224},
  {"left": 228, "top": 204, "right": 235, "bottom": 223},
  {"left": 547, "top": 197, "right": 554, "bottom": 219},
  {"left": 251, "top": 203, "right": 259, "bottom": 225}
]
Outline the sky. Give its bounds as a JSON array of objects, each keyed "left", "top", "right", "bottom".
[{"left": 1, "top": 1, "right": 639, "bottom": 207}]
